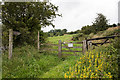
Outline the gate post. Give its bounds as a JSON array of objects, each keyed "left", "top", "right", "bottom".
[
  {"left": 82, "top": 40, "right": 87, "bottom": 55},
  {"left": 58, "top": 40, "right": 62, "bottom": 58},
  {"left": 9, "top": 29, "right": 13, "bottom": 59},
  {"left": 88, "top": 41, "right": 92, "bottom": 50},
  {"left": 37, "top": 31, "right": 40, "bottom": 51}
]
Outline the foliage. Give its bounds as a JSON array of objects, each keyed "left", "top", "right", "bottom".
[
  {"left": 80, "top": 25, "right": 93, "bottom": 35},
  {"left": 107, "top": 23, "right": 117, "bottom": 28},
  {"left": 2, "top": 25, "right": 9, "bottom": 50},
  {"left": 2, "top": 34, "right": 81, "bottom": 78},
  {"left": 92, "top": 13, "right": 108, "bottom": 33},
  {"left": 64, "top": 48, "right": 118, "bottom": 78},
  {"left": 88, "top": 33, "right": 94, "bottom": 39},
  {"left": 39, "top": 31, "right": 48, "bottom": 43},
  {"left": 47, "top": 29, "right": 67, "bottom": 37},
  {"left": 79, "top": 14, "right": 117, "bottom": 35},
  {"left": 2, "top": 2, "right": 60, "bottom": 46},
  {"left": 67, "top": 30, "right": 79, "bottom": 34},
  {"left": 2, "top": 45, "right": 62, "bottom": 78},
  {"left": 72, "top": 33, "right": 85, "bottom": 41},
  {"left": 112, "top": 29, "right": 120, "bottom": 52},
  {"left": 113, "top": 37, "right": 120, "bottom": 51},
  {"left": 102, "top": 29, "right": 119, "bottom": 37}
]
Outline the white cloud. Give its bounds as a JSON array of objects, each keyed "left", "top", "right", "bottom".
[{"left": 42, "top": 0, "right": 120, "bottom": 32}]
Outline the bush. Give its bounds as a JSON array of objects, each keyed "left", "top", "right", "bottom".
[
  {"left": 112, "top": 35, "right": 120, "bottom": 54},
  {"left": 64, "top": 46, "right": 118, "bottom": 78},
  {"left": 88, "top": 33, "right": 94, "bottom": 39},
  {"left": 2, "top": 25, "right": 9, "bottom": 50},
  {"left": 72, "top": 33, "right": 84, "bottom": 41}
]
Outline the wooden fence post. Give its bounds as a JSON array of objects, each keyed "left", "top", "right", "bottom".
[
  {"left": 82, "top": 40, "right": 87, "bottom": 55},
  {"left": 37, "top": 31, "right": 40, "bottom": 51},
  {"left": 9, "top": 29, "right": 13, "bottom": 59},
  {"left": 88, "top": 41, "right": 92, "bottom": 50},
  {"left": 58, "top": 40, "right": 62, "bottom": 58}
]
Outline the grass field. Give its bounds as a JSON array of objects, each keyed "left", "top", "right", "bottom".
[
  {"left": 46, "top": 34, "right": 83, "bottom": 55},
  {"left": 2, "top": 34, "right": 82, "bottom": 78},
  {"left": 47, "top": 34, "right": 75, "bottom": 44}
]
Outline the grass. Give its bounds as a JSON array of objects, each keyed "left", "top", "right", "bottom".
[
  {"left": 2, "top": 45, "right": 64, "bottom": 78},
  {"left": 0, "top": 54, "right": 2, "bottom": 79},
  {"left": 40, "top": 56, "right": 80, "bottom": 78},
  {"left": 2, "top": 29, "right": 119, "bottom": 78},
  {"left": 47, "top": 34, "right": 75, "bottom": 44},
  {"left": 2, "top": 34, "right": 82, "bottom": 78},
  {"left": 46, "top": 34, "right": 83, "bottom": 55}
]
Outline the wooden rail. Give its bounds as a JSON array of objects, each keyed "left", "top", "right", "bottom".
[
  {"left": 41, "top": 44, "right": 58, "bottom": 46},
  {"left": 62, "top": 50, "right": 82, "bottom": 52},
  {"left": 62, "top": 46, "right": 82, "bottom": 48},
  {"left": 87, "top": 35, "right": 120, "bottom": 41},
  {"left": 40, "top": 40, "right": 83, "bottom": 57},
  {"left": 85, "top": 35, "right": 120, "bottom": 50},
  {"left": 92, "top": 42, "right": 112, "bottom": 46},
  {"left": 62, "top": 42, "right": 83, "bottom": 44}
]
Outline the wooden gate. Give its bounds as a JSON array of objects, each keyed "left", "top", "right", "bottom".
[
  {"left": 40, "top": 40, "right": 85, "bottom": 57},
  {"left": 59, "top": 41, "right": 83, "bottom": 57}
]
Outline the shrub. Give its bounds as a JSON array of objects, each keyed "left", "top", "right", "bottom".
[
  {"left": 64, "top": 49, "right": 118, "bottom": 78},
  {"left": 88, "top": 33, "right": 94, "bottom": 39},
  {"left": 72, "top": 33, "right": 84, "bottom": 41}
]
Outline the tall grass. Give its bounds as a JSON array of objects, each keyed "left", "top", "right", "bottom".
[
  {"left": 2, "top": 34, "right": 82, "bottom": 78},
  {"left": 2, "top": 45, "right": 63, "bottom": 78}
]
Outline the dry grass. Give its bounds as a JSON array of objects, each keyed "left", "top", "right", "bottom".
[
  {"left": 106, "top": 26, "right": 120, "bottom": 31},
  {"left": 90, "top": 26, "right": 120, "bottom": 43}
]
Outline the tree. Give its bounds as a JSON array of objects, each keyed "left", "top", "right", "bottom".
[
  {"left": 2, "top": 2, "right": 60, "bottom": 46},
  {"left": 80, "top": 25, "right": 93, "bottom": 35},
  {"left": 92, "top": 13, "right": 108, "bottom": 33},
  {"left": 62, "top": 29, "right": 67, "bottom": 34}
]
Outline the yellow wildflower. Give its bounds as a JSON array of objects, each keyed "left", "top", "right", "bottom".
[
  {"left": 90, "top": 70, "right": 91, "bottom": 72},
  {"left": 89, "top": 60, "right": 91, "bottom": 63},
  {"left": 109, "top": 76, "right": 112, "bottom": 78},
  {"left": 92, "top": 55, "right": 94, "bottom": 59},
  {"left": 95, "top": 70, "right": 98, "bottom": 72},
  {"left": 108, "top": 72, "right": 111, "bottom": 75},
  {"left": 64, "top": 73, "right": 67, "bottom": 78}
]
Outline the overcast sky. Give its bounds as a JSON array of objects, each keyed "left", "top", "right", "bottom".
[{"left": 42, "top": 0, "right": 120, "bottom": 32}]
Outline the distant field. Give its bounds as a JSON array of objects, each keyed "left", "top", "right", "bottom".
[
  {"left": 46, "top": 34, "right": 83, "bottom": 55},
  {"left": 47, "top": 34, "right": 75, "bottom": 44}
]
